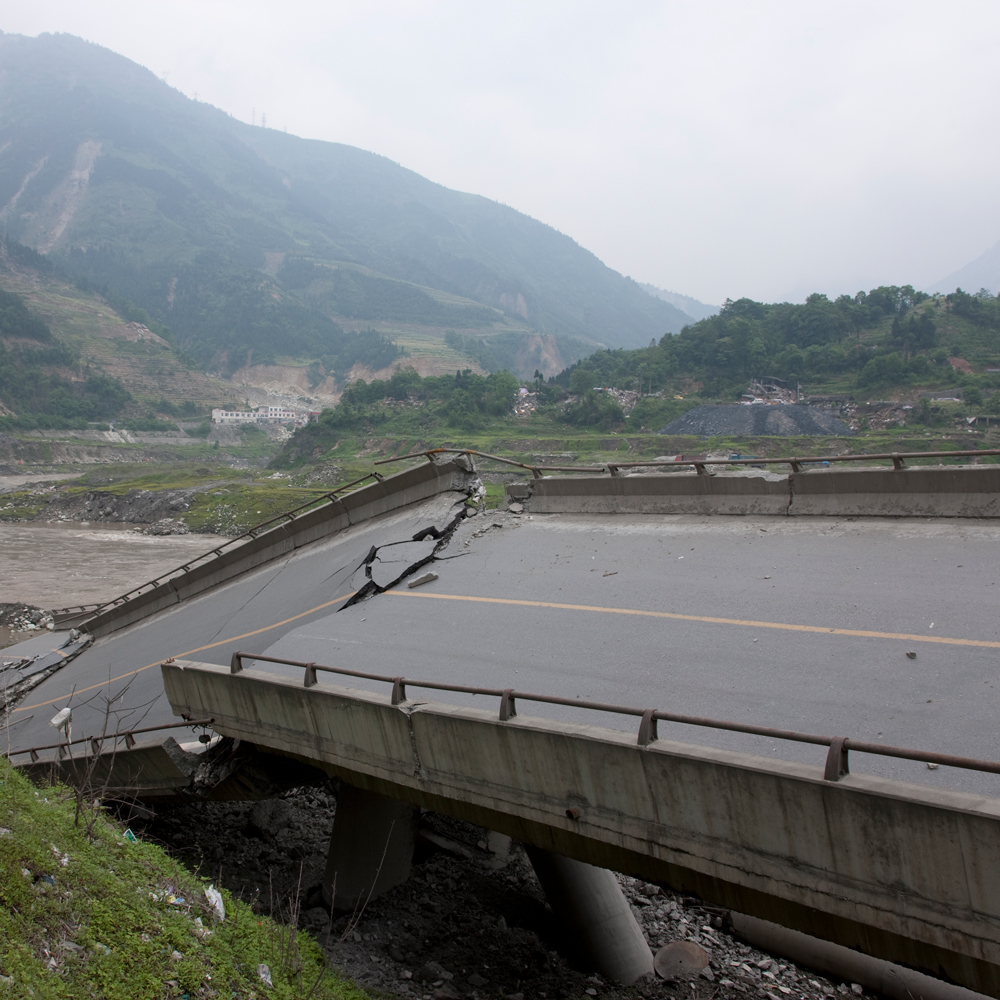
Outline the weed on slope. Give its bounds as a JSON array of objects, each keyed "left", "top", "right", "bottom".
[{"left": 0, "top": 760, "right": 368, "bottom": 1000}]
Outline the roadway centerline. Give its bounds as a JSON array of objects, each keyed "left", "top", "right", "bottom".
[{"left": 389, "top": 590, "right": 1000, "bottom": 648}]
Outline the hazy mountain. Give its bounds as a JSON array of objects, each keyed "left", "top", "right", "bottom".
[
  {"left": 638, "top": 283, "right": 718, "bottom": 322},
  {"left": 930, "top": 241, "right": 1000, "bottom": 296},
  {"left": 0, "top": 31, "right": 692, "bottom": 373}
]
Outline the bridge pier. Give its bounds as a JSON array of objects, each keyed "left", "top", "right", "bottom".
[
  {"left": 526, "top": 846, "right": 654, "bottom": 985},
  {"left": 321, "top": 784, "right": 419, "bottom": 911}
]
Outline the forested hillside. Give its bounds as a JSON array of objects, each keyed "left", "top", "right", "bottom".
[
  {"left": 559, "top": 285, "right": 1000, "bottom": 403},
  {"left": 0, "top": 31, "right": 690, "bottom": 380},
  {"left": 271, "top": 282, "right": 1000, "bottom": 466},
  {"left": 0, "top": 236, "right": 237, "bottom": 429}
]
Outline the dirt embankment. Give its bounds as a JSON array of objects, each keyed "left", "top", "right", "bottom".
[
  {"left": 6, "top": 486, "right": 197, "bottom": 532},
  {"left": 660, "top": 405, "right": 854, "bottom": 437}
]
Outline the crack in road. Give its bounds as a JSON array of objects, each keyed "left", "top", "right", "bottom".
[{"left": 339, "top": 504, "right": 472, "bottom": 610}]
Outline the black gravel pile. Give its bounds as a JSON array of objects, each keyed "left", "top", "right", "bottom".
[
  {"left": 137, "top": 790, "right": 868, "bottom": 1000},
  {"left": 659, "top": 406, "right": 853, "bottom": 438}
]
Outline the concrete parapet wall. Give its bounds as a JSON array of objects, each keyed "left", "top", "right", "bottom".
[
  {"left": 162, "top": 660, "right": 1000, "bottom": 996},
  {"left": 85, "top": 459, "right": 471, "bottom": 638},
  {"left": 509, "top": 465, "right": 1000, "bottom": 518}
]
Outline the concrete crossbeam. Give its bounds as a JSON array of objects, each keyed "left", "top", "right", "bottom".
[{"left": 161, "top": 660, "right": 1000, "bottom": 997}]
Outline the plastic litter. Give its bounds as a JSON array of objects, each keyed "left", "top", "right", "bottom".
[
  {"left": 41, "top": 874, "right": 55, "bottom": 885},
  {"left": 257, "top": 964, "right": 272, "bottom": 986},
  {"left": 123, "top": 828, "right": 138, "bottom": 843},
  {"left": 205, "top": 884, "right": 225, "bottom": 922},
  {"left": 49, "top": 707, "right": 71, "bottom": 729}
]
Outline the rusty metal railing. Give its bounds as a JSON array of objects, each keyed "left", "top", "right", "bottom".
[
  {"left": 5, "top": 718, "right": 216, "bottom": 762},
  {"left": 229, "top": 651, "right": 1000, "bottom": 783},
  {"left": 50, "top": 474, "right": 384, "bottom": 624},
  {"left": 375, "top": 446, "right": 1000, "bottom": 478}
]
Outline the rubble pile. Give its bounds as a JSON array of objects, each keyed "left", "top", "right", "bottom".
[
  {"left": 0, "top": 603, "right": 53, "bottom": 634},
  {"left": 142, "top": 517, "right": 191, "bottom": 535},
  {"left": 141, "top": 790, "right": 868, "bottom": 1000},
  {"left": 659, "top": 405, "right": 853, "bottom": 438}
]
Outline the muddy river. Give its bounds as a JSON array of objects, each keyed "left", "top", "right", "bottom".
[{"left": 0, "top": 521, "right": 229, "bottom": 609}]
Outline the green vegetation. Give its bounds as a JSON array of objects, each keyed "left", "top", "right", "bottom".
[
  {"left": 273, "top": 367, "right": 521, "bottom": 466},
  {"left": 0, "top": 287, "right": 52, "bottom": 342},
  {"left": 0, "top": 760, "right": 365, "bottom": 999},
  {"left": 557, "top": 285, "right": 955, "bottom": 398},
  {"left": 268, "top": 282, "right": 1000, "bottom": 472},
  {"left": 0, "top": 324, "right": 133, "bottom": 430}
]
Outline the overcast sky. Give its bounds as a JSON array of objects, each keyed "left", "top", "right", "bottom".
[{"left": 6, "top": 1, "right": 1000, "bottom": 305}]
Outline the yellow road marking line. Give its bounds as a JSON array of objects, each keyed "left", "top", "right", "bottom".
[
  {"left": 14, "top": 592, "right": 356, "bottom": 713},
  {"left": 390, "top": 590, "right": 1000, "bottom": 649}
]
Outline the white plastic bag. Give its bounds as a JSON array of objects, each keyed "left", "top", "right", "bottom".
[{"left": 205, "top": 884, "right": 225, "bottom": 922}]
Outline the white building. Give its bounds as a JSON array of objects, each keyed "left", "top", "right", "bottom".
[
  {"left": 257, "top": 405, "right": 297, "bottom": 423},
  {"left": 212, "top": 408, "right": 259, "bottom": 425},
  {"left": 212, "top": 405, "right": 298, "bottom": 425}
]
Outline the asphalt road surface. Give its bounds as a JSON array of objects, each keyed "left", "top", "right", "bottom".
[{"left": 8, "top": 499, "right": 1000, "bottom": 796}]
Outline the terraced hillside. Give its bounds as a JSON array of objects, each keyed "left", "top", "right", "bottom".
[{"left": 0, "top": 241, "right": 238, "bottom": 413}]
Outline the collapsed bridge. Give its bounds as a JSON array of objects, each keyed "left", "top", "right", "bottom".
[{"left": 5, "top": 450, "right": 1000, "bottom": 997}]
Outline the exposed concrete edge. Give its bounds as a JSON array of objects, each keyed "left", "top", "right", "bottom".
[
  {"left": 160, "top": 661, "right": 1000, "bottom": 994},
  {"left": 506, "top": 465, "right": 1000, "bottom": 518},
  {"left": 732, "top": 912, "right": 991, "bottom": 1000},
  {"left": 84, "top": 459, "right": 474, "bottom": 638}
]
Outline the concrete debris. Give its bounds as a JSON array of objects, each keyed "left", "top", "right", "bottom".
[
  {"left": 508, "top": 502, "right": 524, "bottom": 514},
  {"left": 906, "top": 651, "right": 916, "bottom": 659},
  {"left": 654, "top": 941, "right": 709, "bottom": 979},
  {"left": 0, "top": 603, "right": 54, "bottom": 636},
  {"left": 408, "top": 572, "right": 439, "bottom": 589},
  {"left": 140, "top": 791, "right": 871, "bottom": 1000},
  {"left": 143, "top": 517, "right": 190, "bottom": 536},
  {"left": 246, "top": 798, "right": 292, "bottom": 838}
]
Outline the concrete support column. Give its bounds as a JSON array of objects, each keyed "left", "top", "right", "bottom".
[
  {"left": 322, "top": 784, "right": 419, "bottom": 911},
  {"left": 525, "top": 846, "right": 654, "bottom": 985}
]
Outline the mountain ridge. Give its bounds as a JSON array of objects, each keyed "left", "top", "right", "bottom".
[
  {"left": 930, "top": 240, "right": 1000, "bottom": 297},
  {"left": 0, "top": 31, "right": 693, "bottom": 374}
]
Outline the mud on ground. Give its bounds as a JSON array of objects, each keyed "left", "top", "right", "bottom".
[{"left": 137, "top": 789, "right": 866, "bottom": 1000}]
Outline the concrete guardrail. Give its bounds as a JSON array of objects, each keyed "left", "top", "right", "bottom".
[
  {"left": 162, "top": 659, "right": 1000, "bottom": 997},
  {"left": 506, "top": 464, "right": 1000, "bottom": 517}
]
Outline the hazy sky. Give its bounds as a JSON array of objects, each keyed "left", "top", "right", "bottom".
[{"left": 5, "top": 1, "right": 1000, "bottom": 305}]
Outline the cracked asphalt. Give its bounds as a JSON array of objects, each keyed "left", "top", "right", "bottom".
[
  {"left": 8, "top": 498, "right": 1000, "bottom": 799},
  {"left": 4, "top": 492, "right": 471, "bottom": 752}
]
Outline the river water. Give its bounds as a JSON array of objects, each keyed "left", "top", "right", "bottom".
[{"left": 0, "top": 521, "right": 229, "bottom": 609}]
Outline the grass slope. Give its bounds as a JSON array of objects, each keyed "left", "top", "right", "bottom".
[{"left": 0, "top": 759, "right": 366, "bottom": 1000}]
